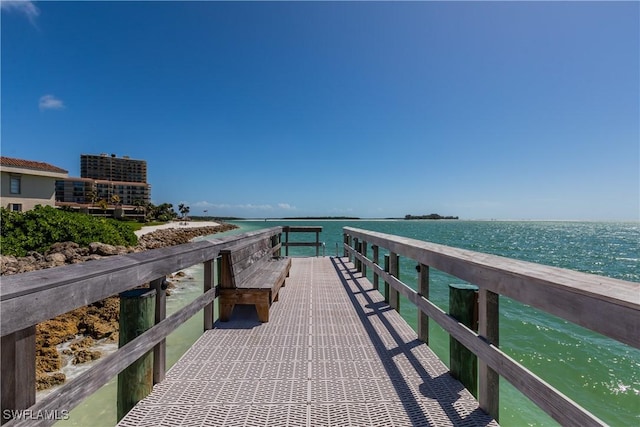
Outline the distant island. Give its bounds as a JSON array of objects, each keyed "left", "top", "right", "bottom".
[{"left": 404, "top": 214, "right": 459, "bottom": 220}]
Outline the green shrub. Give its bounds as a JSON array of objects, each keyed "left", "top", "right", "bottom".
[{"left": 0, "top": 206, "right": 138, "bottom": 256}]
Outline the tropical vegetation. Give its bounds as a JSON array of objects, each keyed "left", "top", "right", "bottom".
[
  {"left": 0, "top": 205, "right": 138, "bottom": 256},
  {"left": 146, "top": 202, "right": 177, "bottom": 222}
]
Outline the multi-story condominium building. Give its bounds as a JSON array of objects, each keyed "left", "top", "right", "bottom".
[
  {"left": 0, "top": 156, "right": 69, "bottom": 212},
  {"left": 80, "top": 153, "right": 147, "bottom": 183},
  {"left": 55, "top": 178, "right": 151, "bottom": 206},
  {"left": 95, "top": 180, "right": 151, "bottom": 205},
  {"left": 55, "top": 177, "right": 95, "bottom": 204},
  {"left": 56, "top": 154, "right": 151, "bottom": 218}
]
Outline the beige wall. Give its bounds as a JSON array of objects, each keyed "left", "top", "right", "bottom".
[{"left": 1, "top": 172, "right": 58, "bottom": 211}]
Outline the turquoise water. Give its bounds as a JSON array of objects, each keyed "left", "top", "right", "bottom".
[{"left": 53, "top": 220, "right": 639, "bottom": 426}]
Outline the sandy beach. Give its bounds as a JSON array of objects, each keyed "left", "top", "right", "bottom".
[{"left": 134, "top": 221, "right": 221, "bottom": 237}]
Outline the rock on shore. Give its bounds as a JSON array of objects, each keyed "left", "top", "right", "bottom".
[{"left": 0, "top": 223, "right": 238, "bottom": 390}]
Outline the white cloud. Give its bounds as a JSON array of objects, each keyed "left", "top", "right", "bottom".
[
  {"left": 194, "top": 201, "right": 230, "bottom": 209},
  {"left": 1, "top": 1, "right": 40, "bottom": 25},
  {"left": 277, "top": 203, "right": 296, "bottom": 210},
  {"left": 39, "top": 94, "right": 65, "bottom": 111}
]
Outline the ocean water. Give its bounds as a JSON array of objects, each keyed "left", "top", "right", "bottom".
[{"left": 51, "top": 220, "right": 639, "bottom": 426}]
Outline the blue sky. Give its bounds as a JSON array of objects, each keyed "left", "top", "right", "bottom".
[{"left": 2, "top": 1, "right": 638, "bottom": 220}]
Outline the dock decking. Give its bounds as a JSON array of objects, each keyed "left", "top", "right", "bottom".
[{"left": 118, "top": 257, "right": 497, "bottom": 427}]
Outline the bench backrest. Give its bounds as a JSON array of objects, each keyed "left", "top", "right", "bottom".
[{"left": 220, "top": 236, "right": 280, "bottom": 288}]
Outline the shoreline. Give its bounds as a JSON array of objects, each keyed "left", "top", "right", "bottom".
[{"left": 134, "top": 220, "right": 221, "bottom": 237}]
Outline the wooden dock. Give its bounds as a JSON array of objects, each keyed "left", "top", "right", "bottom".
[
  {"left": 3, "top": 225, "right": 635, "bottom": 426},
  {"left": 117, "top": 257, "right": 497, "bottom": 427}
]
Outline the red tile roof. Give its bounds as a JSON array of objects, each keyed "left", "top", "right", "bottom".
[{"left": 0, "top": 156, "right": 68, "bottom": 174}]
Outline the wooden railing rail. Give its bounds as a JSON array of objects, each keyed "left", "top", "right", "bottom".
[
  {"left": 343, "top": 226, "right": 639, "bottom": 427},
  {"left": 1, "top": 225, "right": 322, "bottom": 426}
]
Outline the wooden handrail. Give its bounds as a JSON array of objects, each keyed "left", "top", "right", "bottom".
[
  {"left": 343, "top": 227, "right": 639, "bottom": 346},
  {"left": 1, "top": 227, "right": 283, "bottom": 336},
  {"left": 7, "top": 289, "right": 218, "bottom": 427},
  {"left": 343, "top": 226, "right": 640, "bottom": 427}
]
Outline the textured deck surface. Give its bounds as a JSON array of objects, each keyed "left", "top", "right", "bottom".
[{"left": 118, "top": 257, "right": 498, "bottom": 427}]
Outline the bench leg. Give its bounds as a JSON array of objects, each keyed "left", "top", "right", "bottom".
[
  {"left": 219, "top": 302, "right": 234, "bottom": 322},
  {"left": 255, "top": 302, "right": 270, "bottom": 323}
]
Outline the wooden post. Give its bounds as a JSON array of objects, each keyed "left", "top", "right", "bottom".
[
  {"left": 347, "top": 235, "right": 353, "bottom": 262},
  {"left": 219, "top": 253, "right": 234, "bottom": 321},
  {"left": 315, "top": 230, "right": 320, "bottom": 257},
  {"left": 276, "top": 233, "right": 282, "bottom": 257},
  {"left": 203, "top": 260, "right": 214, "bottom": 331},
  {"left": 478, "top": 288, "right": 500, "bottom": 421},
  {"left": 361, "top": 241, "right": 367, "bottom": 277},
  {"left": 449, "top": 283, "right": 478, "bottom": 398},
  {"left": 342, "top": 233, "right": 347, "bottom": 257},
  {"left": 389, "top": 252, "right": 400, "bottom": 311},
  {"left": 372, "top": 245, "right": 379, "bottom": 290},
  {"left": 418, "top": 264, "right": 429, "bottom": 344},
  {"left": 353, "top": 238, "right": 360, "bottom": 271},
  {"left": 270, "top": 235, "right": 277, "bottom": 256},
  {"left": 151, "top": 278, "right": 166, "bottom": 385},
  {"left": 217, "top": 254, "right": 222, "bottom": 306},
  {"left": 285, "top": 228, "right": 290, "bottom": 256},
  {"left": 384, "top": 254, "right": 390, "bottom": 303},
  {"left": 117, "top": 288, "right": 156, "bottom": 422},
  {"left": 1, "top": 326, "right": 36, "bottom": 425}
]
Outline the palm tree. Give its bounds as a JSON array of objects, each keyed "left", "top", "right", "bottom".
[
  {"left": 132, "top": 199, "right": 146, "bottom": 220},
  {"left": 86, "top": 189, "right": 98, "bottom": 206},
  {"left": 97, "top": 199, "right": 109, "bottom": 216},
  {"left": 178, "top": 204, "right": 190, "bottom": 222}
]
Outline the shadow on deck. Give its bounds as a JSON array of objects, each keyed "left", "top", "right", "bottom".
[{"left": 331, "top": 256, "right": 494, "bottom": 426}]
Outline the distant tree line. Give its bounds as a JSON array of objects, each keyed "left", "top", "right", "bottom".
[{"left": 404, "top": 214, "right": 459, "bottom": 220}]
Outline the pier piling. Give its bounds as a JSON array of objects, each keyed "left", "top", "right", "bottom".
[
  {"left": 117, "top": 288, "right": 156, "bottom": 422},
  {"left": 449, "top": 283, "right": 479, "bottom": 397}
]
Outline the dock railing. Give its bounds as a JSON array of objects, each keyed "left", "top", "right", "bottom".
[
  {"left": 343, "top": 226, "right": 639, "bottom": 427},
  {"left": 281, "top": 226, "right": 323, "bottom": 257},
  {"left": 0, "top": 225, "right": 321, "bottom": 426}
]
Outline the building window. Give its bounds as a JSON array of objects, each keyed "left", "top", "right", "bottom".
[
  {"left": 11, "top": 204, "right": 22, "bottom": 212},
  {"left": 10, "top": 176, "right": 21, "bottom": 194}
]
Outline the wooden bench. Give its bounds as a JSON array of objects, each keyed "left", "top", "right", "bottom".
[{"left": 218, "top": 236, "right": 291, "bottom": 323}]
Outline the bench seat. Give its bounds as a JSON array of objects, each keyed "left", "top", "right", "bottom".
[{"left": 219, "top": 237, "right": 291, "bottom": 323}]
